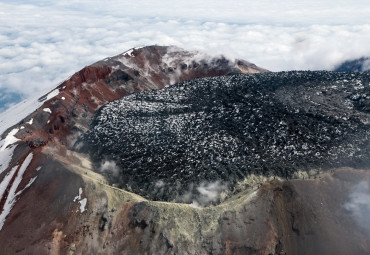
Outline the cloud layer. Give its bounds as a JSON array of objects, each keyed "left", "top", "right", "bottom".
[{"left": 1, "top": 0, "right": 370, "bottom": 112}]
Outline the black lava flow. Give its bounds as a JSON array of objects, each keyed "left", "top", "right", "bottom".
[{"left": 82, "top": 71, "right": 370, "bottom": 202}]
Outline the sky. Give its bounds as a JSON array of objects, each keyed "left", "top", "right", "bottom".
[{"left": 1, "top": 0, "right": 370, "bottom": 112}]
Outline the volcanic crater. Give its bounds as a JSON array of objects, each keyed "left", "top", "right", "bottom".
[{"left": 82, "top": 71, "right": 370, "bottom": 204}]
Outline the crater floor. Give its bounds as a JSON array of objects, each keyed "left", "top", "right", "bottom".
[{"left": 83, "top": 71, "right": 370, "bottom": 203}]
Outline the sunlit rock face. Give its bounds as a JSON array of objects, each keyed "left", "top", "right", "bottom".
[{"left": 83, "top": 71, "right": 370, "bottom": 203}]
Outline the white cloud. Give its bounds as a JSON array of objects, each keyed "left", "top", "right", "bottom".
[
  {"left": 363, "top": 59, "right": 370, "bottom": 71},
  {"left": 193, "top": 181, "right": 227, "bottom": 207},
  {"left": 1, "top": 0, "right": 370, "bottom": 112},
  {"left": 178, "top": 181, "right": 228, "bottom": 207},
  {"left": 99, "top": 160, "right": 120, "bottom": 177},
  {"left": 155, "top": 180, "right": 165, "bottom": 188},
  {"left": 344, "top": 181, "right": 370, "bottom": 234}
]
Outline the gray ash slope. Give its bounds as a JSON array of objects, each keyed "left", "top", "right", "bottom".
[{"left": 83, "top": 71, "right": 370, "bottom": 202}]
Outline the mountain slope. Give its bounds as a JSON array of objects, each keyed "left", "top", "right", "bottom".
[
  {"left": 0, "top": 46, "right": 369, "bottom": 254},
  {"left": 0, "top": 46, "right": 272, "bottom": 254}
]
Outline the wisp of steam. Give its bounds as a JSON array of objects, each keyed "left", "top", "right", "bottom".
[{"left": 344, "top": 181, "right": 370, "bottom": 233}]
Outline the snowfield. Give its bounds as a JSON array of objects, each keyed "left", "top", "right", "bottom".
[{"left": 0, "top": 87, "right": 60, "bottom": 136}]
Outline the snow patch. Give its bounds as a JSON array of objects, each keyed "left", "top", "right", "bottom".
[
  {"left": 36, "top": 166, "right": 42, "bottom": 171},
  {"left": 61, "top": 97, "right": 65, "bottom": 100},
  {"left": 0, "top": 128, "right": 19, "bottom": 152},
  {"left": 0, "top": 153, "right": 33, "bottom": 231},
  {"left": 45, "top": 89, "right": 60, "bottom": 101},
  {"left": 78, "top": 198, "right": 87, "bottom": 213},
  {"left": 43, "top": 108, "right": 52, "bottom": 114},
  {"left": 0, "top": 166, "right": 18, "bottom": 201},
  {"left": 0, "top": 146, "right": 16, "bottom": 175},
  {"left": 124, "top": 48, "right": 134, "bottom": 56},
  {"left": 0, "top": 128, "right": 20, "bottom": 174},
  {"left": 15, "top": 176, "right": 37, "bottom": 196},
  {"left": 27, "top": 118, "right": 33, "bottom": 125},
  {"left": 73, "top": 187, "right": 83, "bottom": 202},
  {"left": 73, "top": 187, "right": 87, "bottom": 213},
  {"left": 123, "top": 46, "right": 142, "bottom": 57}
]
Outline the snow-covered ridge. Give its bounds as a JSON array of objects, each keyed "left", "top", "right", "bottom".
[
  {"left": 0, "top": 87, "right": 60, "bottom": 137},
  {"left": 122, "top": 46, "right": 145, "bottom": 57}
]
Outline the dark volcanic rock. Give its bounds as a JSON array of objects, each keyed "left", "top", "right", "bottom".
[{"left": 84, "top": 71, "right": 370, "bottom": 202}]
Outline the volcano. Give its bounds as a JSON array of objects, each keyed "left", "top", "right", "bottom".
[{"left": 0, "top": 46, "right": 369, "bottom": 255}]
